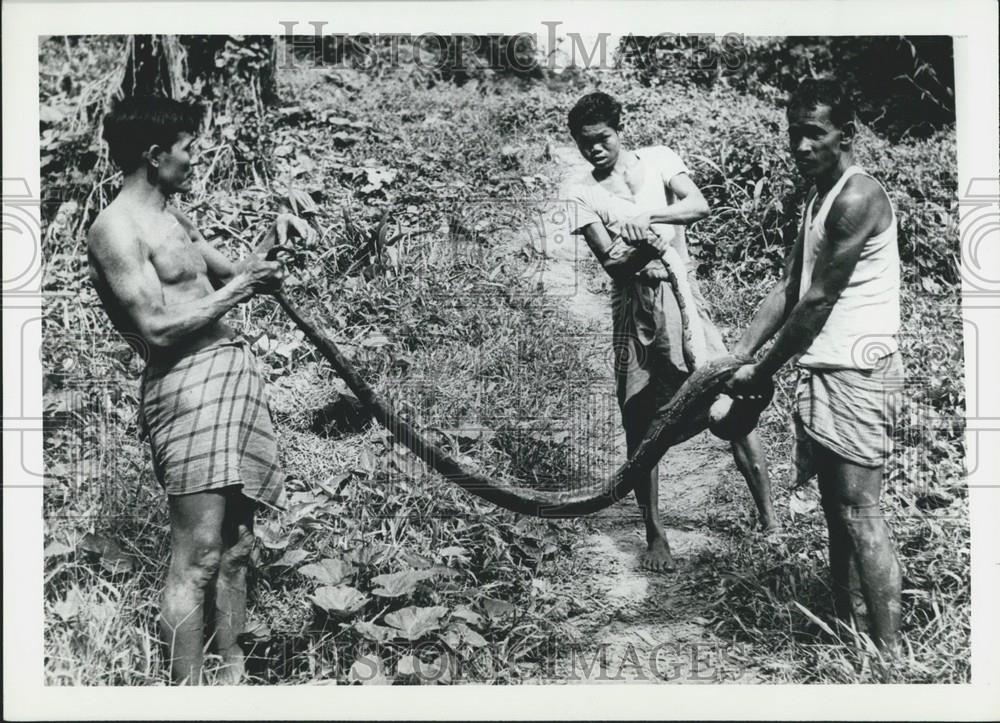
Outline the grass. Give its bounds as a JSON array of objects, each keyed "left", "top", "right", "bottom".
[{"left": 40, "top": 37, "right": 968, "bottom": 685}]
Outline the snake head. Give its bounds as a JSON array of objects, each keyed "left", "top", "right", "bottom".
[{"left": 707, "top": 379, "right": 775, "bottom": 441}]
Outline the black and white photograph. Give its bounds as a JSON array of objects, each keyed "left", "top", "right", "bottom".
[{"left": 3, "top": 1, "right": 999, "bottom": 719}]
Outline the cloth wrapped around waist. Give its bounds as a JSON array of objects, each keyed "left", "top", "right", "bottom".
[
  {"left": 139, "top": 338, "right": 286, "bottom": 509},
  {"left": 792, "top": 351, "right": 904, "bottom": 481},
  {"left": 612, "top": 243, "right": 727, "bottom": 409}
]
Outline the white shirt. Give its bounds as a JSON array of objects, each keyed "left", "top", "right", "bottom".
[{"left": 797, "top": 165, "right": 901, "bottom": 370}]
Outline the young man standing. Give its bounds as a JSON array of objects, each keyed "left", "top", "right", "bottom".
[
  {"left": 88, "top": 96, "right": 311, "bottom": 683},
  {"left": 564, "top": 92, "right": 777, "bottom": 573},
  {"left": 726, "top": 78, "right": 904, "bottom": 655}
]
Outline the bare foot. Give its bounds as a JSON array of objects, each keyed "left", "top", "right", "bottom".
[
  {"left": 640, "top": 537, "right": 676, "bottom": 573},
  {"left": 759, "top": 519, "right": 781, "bottom": 536},
  {"left": 215, "top": 645, "right": 246, "bottom": 685}
]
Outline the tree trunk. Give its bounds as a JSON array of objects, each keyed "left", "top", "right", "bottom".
[
  {"left": 121, "top": 35, "right": 186, "bottom": 97},
  {"left": 121, "top": 34, "right": 279, "bottom": 106}
]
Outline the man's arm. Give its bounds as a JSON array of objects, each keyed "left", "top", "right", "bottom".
[
  {"left": 578, "top": 220, "right": 667, "bottom": 283},
  {"left": 645, "top": 173, "right": 711, "bottom": 225},
  {"left": 88, "top": 218, "right": 281, "bottom": 350},
  {"left": 730, "top": 179, "right": 887, "bottom": 389},
  {"left": 168, "top": 207, "right": 237, "bottom": 288},
  {"left": 170, "top": 208, "right": 314, "bottom": 289},
  {"left": 621, "top": 173, "right": 710, "bottom": 262}
]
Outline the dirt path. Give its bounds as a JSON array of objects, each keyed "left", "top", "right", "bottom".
[{"left": 525, "top": 146, "right": 757, "bottom": 684}]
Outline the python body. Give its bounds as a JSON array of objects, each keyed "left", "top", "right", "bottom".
[{"left": 271, "top": 249, "right": 772, "bottom": 517}]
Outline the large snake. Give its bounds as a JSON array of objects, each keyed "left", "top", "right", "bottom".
[{"left": 271, "top": 250, "right": 771, "bottom": 518}]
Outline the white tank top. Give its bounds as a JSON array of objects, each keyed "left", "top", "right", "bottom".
[{"left": 797, "top": 165, "right": 900, "bottom": 370}]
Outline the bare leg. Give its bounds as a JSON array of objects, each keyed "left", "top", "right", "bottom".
[
  {"left": 817, "top": 446, "right": 902, "bottom": 656},
  {"left": 820, "top": 484, "right": 856, "bottom": 623},
  {"left": 161, "top": 491, "right": 227, "bottom": 685},
  {"left": 211, "top": 489, "right": 256, "bottom": 684},
  {"left": 730, "top": 431, "right": 778, "bottom": 531},
  {"left": 625, "top": 386, "right": 675, "bottom": 573}
]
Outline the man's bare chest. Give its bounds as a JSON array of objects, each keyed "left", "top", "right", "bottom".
[{"left": 145, "top": 219, "right": 208, "bottom": 286}]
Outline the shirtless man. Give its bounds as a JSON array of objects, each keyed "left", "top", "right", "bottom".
[
  {"left": 564, "top": 92, "right": 777, "bottom": 573},
  {"left": 726, "top": 78, "right": 903, "bottom": 655},
  {"left": 88, "top": 96, "right": 311, "bottom": 684}
]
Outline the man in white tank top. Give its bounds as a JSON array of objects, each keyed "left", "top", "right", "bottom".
[{"left": 726, "top": 78, "right": 903, "bottom": 656}]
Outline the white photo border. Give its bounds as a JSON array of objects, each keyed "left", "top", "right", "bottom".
[{"left": 4, "top": 1, "right": 998, "bottom": 719}]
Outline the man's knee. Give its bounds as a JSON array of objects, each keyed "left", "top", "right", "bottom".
[
  {"left": 829, "top": 500, "right": 885, "bottom": 541},
  {"left": 219, "top": 524, "right": 254, "bottom": 576},
  {"left": 172, "top": 531, "right": 224, "bottom": 586}
]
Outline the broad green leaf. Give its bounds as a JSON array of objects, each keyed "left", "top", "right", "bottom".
[
  {"left": 397, "top": 549, "right": 434, "bottom": 569},
  {"left": 417, "top": 655, "right": 453, "bottom": 685},
  {"left": 440, "top": 627, "right": 462, "bottom": 651},
  {"left": 256, "top": 520, "right": 290, "bottom": 550},
  {"left": 311, "top": 585, "right": 368, "bottom": 617},
  {"left": 44, "top": 540, "right": 74, "bottom": 558},
  {"left": 348, "top": 653, "right": 391, "bottom": 685},
  {"left": 481, "top": 597, "right": 515, "bottom": 619},
  {"left": 458, "top": 624, "right": 487, "bottom": 648},
  {"left": 789, "top": 487, "right": 819, "bottom": 517},
  {"left": 360, "top": 333, "right": 390, "bottom": 349},
  {"left": 269, "top": 548, "right": 309, "bottom": 569},
  {"left": 345, "top": 544, "right": 382, "bottom": 568},
  {"left": 352, "top": 621, "right": 393, "bottom": 642},
  {"left": 396, "top": 654, "right": 418, "bottom": 676},
  {"left": 430, "top": 565, "right": 461, "bottom": 579},
  {"left": 383, "top": 605, "right": 447, "bottom": 641},
  {"left": 52, "top": 587, "right": 85, "bottom": 622},
  {"left": 451, "top": 606, "right": 483, "bottom": 626},
  {"left": 443, "top": 622, "right": 487, "bottom": 649},
  {"left": 370, "top": 569, "right": 435, "bottom": 598},
  {"left": 299, "top": 558, "right": 353, "bottom": 586},
  {"left": 77, "top": 532, "right": 135, "bottom": 574},
  {"left": 396, "top": 653, "right": 452, "bottom": 684}
]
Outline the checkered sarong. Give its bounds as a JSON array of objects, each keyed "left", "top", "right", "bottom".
[{"left": 139, "top": 339, "right": 285, "bottom": 508}]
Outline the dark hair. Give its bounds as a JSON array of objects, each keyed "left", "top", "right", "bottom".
[
  {"left": 102, "top": 96, "right": 204, "bottom": 172},
  {"left": 567, "top": 92, "right": 622, "bottom": 137},
  {"left": 787, "top": 77, "right": 856, "bottom": 129}
]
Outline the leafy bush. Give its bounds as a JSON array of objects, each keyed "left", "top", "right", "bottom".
[
  {"left": 618, "top": 35, "right": 955, "bottom": 140},
  {"left": 282, "top": 33, "right": 547, "bottom": 87}
]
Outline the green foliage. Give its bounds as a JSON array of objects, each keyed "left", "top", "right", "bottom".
[
  {"left": 618, "top": 35, "right": 955, "bottom": 140},
  {"left": 283, "top": 33, "right": 546, "bottom": 87}
]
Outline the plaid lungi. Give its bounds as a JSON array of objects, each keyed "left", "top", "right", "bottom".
[
  {"left": 792, "top": 351, "right": 904, "bottom": 481},
  {"left": 138, "top": 338, "right": 286, "bottom": 508}
]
